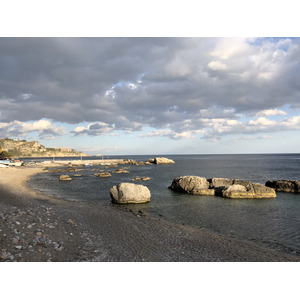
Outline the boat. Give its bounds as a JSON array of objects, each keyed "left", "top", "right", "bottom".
[
  {"left": 0, "top": 160, "right": 11, "bottom": 166},
  {"left": 0, "top": 159, "right": 24, "bottom": 167},
  {"left": 10, "top": 159, "right": 24, "bottom": 166}
]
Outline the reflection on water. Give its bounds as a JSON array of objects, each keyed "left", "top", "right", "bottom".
[{"left": 27, "top": 154, "right": 300, "bottom": 256}]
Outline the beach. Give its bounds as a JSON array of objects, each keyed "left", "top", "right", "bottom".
[{"left": 0, "top": 164, "right": 299, "bottom": 262}]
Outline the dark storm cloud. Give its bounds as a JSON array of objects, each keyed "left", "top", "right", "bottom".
[{"left": 1, "top": 37, "right": 300, "bottom": 137}]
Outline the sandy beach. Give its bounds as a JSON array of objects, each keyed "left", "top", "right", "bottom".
[{"left": 0, "top": 164, "right": 299, "bottom": 262}]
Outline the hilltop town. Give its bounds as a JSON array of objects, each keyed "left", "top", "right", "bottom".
[{"left": 0, "top": 138, "right": 88, "bottom": 158}]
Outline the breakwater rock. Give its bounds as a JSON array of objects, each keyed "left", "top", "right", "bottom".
[
  {"left": 265, "top": 180, "right": 300, "bottom": 193},
  {"left": 169, "top": 176, "right": 276, "bottom": 199},
  {"left": 110, "top": 183, "right": 151, "bottom": 204}
]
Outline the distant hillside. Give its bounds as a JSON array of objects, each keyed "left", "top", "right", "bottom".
[{"left": 0, "top": 138, "right": 88, "bottom": 158}]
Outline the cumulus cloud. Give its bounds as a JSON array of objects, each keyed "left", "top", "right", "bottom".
[
  {"left": 72, "top": 122, "right": 114, "bottom": 136},
  {"left": 0, "top": 120, "right": 66, "bottom": 139},
  {"left": 256, "top": 109, "right": 288, "bottom": 116},
  {"left": 140, "top": 129, "right": 204, "bottom": 140},
  {"left": 201, "top": 115, "right": 300, "bottom": 140},
  {"left": 207, "top": 61, "right": 228, "bottom": 71}
]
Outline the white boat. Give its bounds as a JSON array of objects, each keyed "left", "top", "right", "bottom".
[
  {"left": 10, "top": 160, "right": 24, "bottom": 166},
  {"left": 0, "top": 159, "right": 24, "bottom": 167},
  {"left": 0, "top": 160, "right": 10, "bottom": 166}
]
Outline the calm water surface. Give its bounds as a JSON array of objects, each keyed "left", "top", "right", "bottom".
[{"left": 27, "top": 154, "right": 300, "bottom": 256}]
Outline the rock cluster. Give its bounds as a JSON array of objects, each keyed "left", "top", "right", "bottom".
[
  {"left": 169, "top": 176, "right": 276, "bottom": 199},
  {"left": 265, "top": 180, "right": 300, "bottom": 193},
  {"left": 110, "top": 183, "right": 151, "bottom": 204}
]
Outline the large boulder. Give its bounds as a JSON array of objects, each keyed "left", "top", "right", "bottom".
[
  {"left": 154, "top": 157, "right": 175, "bottom": 164},
  {"left": 222, "top": 183, "right": 276, "bottom": 199},
  {"left": 110, "top": 183, "right": 151, "bottom": 204},
  {"left": 222, "top": 184, "right": 247, "bottom": 198},
  {"left": 265, "top": 180, "right": 300, "bottom": 193},
  {"left": 169, "top": 176, "right": 211, "bottom": 195}
]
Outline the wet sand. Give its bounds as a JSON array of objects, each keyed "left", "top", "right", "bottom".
[{"left": 0, "top": 164, "right": 299, "bottom": 262}]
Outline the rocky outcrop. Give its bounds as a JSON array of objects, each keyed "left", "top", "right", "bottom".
[
  {"left": 59, "top": 175, "right": 72, "bottom": 181},
  {"left": 169, "top": 176, "right": 212, "bottom": 195},
  {"left": 265, "top": 180, "right": 300, "bottom": 193},
  {"left": 170, "top": 176, "right": 276, "bottom": 199},
  {"left": 110, "top": 183, "right": 151, "bottom": 204},
  {"left": 154, "top": 157, "right": 175, "bottom": 164}
]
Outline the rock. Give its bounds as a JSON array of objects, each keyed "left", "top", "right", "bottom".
[
  {"left": 147, "top": 158, "right": 155, "bottom": 163},
  {"left": 141, "top": 177, "right": 150, "bottom": 181},
  {"left": 59, "top": 175, "right": 72, "bottom": 181},
  {"left": 169, "top": 176, "right": 210, "bottom": 195},
  {"left": 154, "top": 157, "right": 175, "bottom": 164},
  {"left": 192, "top": 188, "right": 215, "bottom": 196},
  {"left": 115, "top": 169, "right": 130, "bottom": 174},
  {"left": 66, "top": 219, "right": 75, "bottom": 225},
  {"left": 222, "top": 184, "right": 248, "bottom": 198},
  {"left": 95, "top": 172, "right": 111, "bottom": 177},
  {"left": 208, "top": 178, "right": 234, "bottom": 188},
  {"left": 265, "top": 180, "right": 300, "bottom": 193},
  {"left": 222, "top": 183, "right": 276, "bottom": 199},
  {"left": 110, "top": 183, "right": 151, "bottom": 204}
]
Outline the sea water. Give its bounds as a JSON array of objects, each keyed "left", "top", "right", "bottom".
[{"left": 27, "top": 154, "right": 300, "bottom": 256}]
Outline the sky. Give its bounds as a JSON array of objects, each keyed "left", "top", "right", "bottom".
[{"left": 1, "top": 37, "right": 300, "bottom": 155}]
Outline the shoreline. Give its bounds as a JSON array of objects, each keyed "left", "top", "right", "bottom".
[{"left": 1, "top": 165, "right": 299, "bottom": 262}]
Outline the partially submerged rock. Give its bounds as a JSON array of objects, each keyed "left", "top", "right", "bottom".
[
  {"left": 169, "top": 176, "right": 211, "bottom": 195},
  {"left": 95, "top": 172, "right": 111, "bottom": 177},
  {"left": 59, "top": 175, "right": 72, "bottom": 181},
  {"left": 222, "top": 183, "right": 276, "bottom": 198},
  {"left": 115, "top": 169, "right": 130, "bottom": 174},
  {"left": 265, "top": 180, "right": 300, "bottom": 193},
  {"left": 154, "top": 157, "right": 175, "bottom": 164},
  {"left": 110, "top": 183, "right": 151, "bottom": 204}
]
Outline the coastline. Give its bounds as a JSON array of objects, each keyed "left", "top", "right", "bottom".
[{"left": 0, "top": 165, "right": 299, "bottom": 262}]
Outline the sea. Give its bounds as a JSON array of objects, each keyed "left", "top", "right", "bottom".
[{"left": 26, "top": 154, "right": 300, "bottom": 257}]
